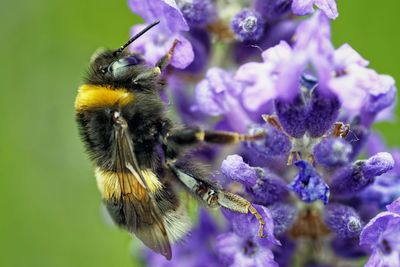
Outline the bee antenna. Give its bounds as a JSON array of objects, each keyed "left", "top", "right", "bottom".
[{"left": 113, "top": 21, "right": 160, "bottom": 56}]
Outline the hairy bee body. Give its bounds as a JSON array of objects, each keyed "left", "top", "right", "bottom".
[{"left": 76, "top": 22, "right": 265, "bottom": 260}]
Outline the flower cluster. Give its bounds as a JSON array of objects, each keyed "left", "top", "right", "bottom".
[{"left": 127, "top": 0, "right": 398, "bottom": 266}]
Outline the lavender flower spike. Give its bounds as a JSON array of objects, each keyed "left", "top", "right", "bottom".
[
  {"left": 287, "top": 160, "right": 330, "bottom": 205},
  {"left": 360, "top": 197, "right": 400, "bottom": 267},
  {"left": 363, "top": 152, "right": 395, "bottom": 179}
]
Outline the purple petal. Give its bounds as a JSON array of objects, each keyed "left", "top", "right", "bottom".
[
  {"left": 387, "top": 197, "right": 400, "bottom": 215},
  {"left": 128, "top": 0, "right": 189, "bottom": 32},
  {"left": 328, "top": 66, "right": 380, "bottom": 114},
  {"left": 291, "top": 0, "right": 315, "bottom": 16},
  {"left": 194, "top": 78, "right": 225, "bottom": 116},
  {"left": 215, "top": 232, "right": 241, "bottom": 264},
  {"left": 295, "top": 12, "right": 334, "bottom": 93},
  {"left": 287, "top": 160, "right": 330, "bottom": 204},
  {"left": 222, "top": 204, "right": 280, "bottom": 246},
  {"left": 295, "top": 12, "right": 332, "bottom": 50},
  {"left": 236, "top": 41, "right": 295, "bottom": 110},
  {"left": 360, "top": 212, "right": 400, "bottom": 246},
  {"left": 195, "top": 68, "right": 236, "bottom": 116},
  {"left": 362, "top": 152, "right": 395, "bottom": 179},
  {"left": 253, "top": 248, "right": 279, "bottom": 267},
  {"left": 333, "top": 43, "right": 369, "bottom": 70},
  {"left": 314, "top": 0, "right": 338, "bottom": 19},
  {"left": 291, "top": 0, "right": 338, "bottom": 19},
  {"left": 169, "top": 34, "right": 194, "bottom": 68},
  {"left": 221, "top": 154, "right": 258, "bottom": 187}
]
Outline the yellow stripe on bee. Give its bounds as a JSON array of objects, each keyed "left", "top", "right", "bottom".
[
  {"left": 95, "top": 168, "right": 162, "bottom": 200},
  {"left": 75, "top": 84, "right": 134, "bottom": 112}
]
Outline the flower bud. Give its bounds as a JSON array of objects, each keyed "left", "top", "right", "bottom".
[
  {"left": 231, "top": 9, "right": 264, "bottom": 42},
  {"left": 268, "top": 203, "right": 298, "bottom": 235},
  {"left": 179, "top": 0, "right": 217, "bottom": 26},
  {"left": 253, "top": 0, "right": 292, "bottom": 21},
  {"left": 306, "top": 90, "right": 340, "bottom": 138},
  {"left": 330, "top": 152, "right": 394, "bottom": 197},
  {"left": 314, "top": 138, "right": 352, "bottom": 167},
  {"left": 323, "top": 203, "right": 362, "bottom": 238},
  {"left": 248, "top": 168, "right": 289, "bottom": 205},
  {"left": 246, "top": 124, "right": 291, "bottom": 157},
  {"left": 275, "top": 95, "right": 307, "bottom": 138}
]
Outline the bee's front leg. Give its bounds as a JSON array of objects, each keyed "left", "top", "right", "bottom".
[{"left": 167, "top": 162, "right": 265, "bottom": 238}]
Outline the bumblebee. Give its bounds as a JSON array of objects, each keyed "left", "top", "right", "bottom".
[{"left": 75, "top": 21, "right": 265, "bottom": 260}]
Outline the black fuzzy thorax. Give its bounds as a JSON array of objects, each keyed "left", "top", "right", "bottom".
[{"left": 76, "top": 88, "right": 172, "bottom": 171}]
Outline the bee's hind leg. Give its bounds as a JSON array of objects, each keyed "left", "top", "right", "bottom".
[{"left": 167, "top": 161, "right": 265, "bottom": 238}]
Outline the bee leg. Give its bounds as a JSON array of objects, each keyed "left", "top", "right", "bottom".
[
  {"left": 167, "top": 162, "right": 266, "bottom": 238},
  {"left": 156, "top": 39, "right": 179, "bottom": 71},
  {"left": 165, "top": 126, "right": 266, "bottom": 146},
  {"left": 133, "top": 40, "right": 179, "bottom": 84}
]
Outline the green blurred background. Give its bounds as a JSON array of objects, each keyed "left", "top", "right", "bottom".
[{"left": 0, "top": 0, "right": 399, "bottom": 266}]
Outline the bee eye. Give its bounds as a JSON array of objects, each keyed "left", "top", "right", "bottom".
[
  {"left": 99, "top": 66, "right": 108, "bottom": 74},
  {"left": 125, "top": 55, "right": 143, "bottom": 65}
]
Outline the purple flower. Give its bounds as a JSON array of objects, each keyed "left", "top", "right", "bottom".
[
  {"left": 221, "top": 154, "right": 258, "bottom": 187},
  {"left": 291, "top": 0, "right": 338, "bottom": 19},
  {"left": 235, "top": 40, "right": 295, "bottom": 111},
  {"left": 361, "top": 74, "right": 397, "bottom": 127},
  {"left": 128, "top": 0, "right": 194, "bottom": 68},
  {"left": 360, "top": 197, "right": 400, "bottom": 267},
  {"left": 287, "top": 160, "right": 330, "bottom": 205},
  {"left": 194, "top": 67, "right": 251, "bottom": 132},
  {"left": 328, "top": 44, "right": 386, "bottom": 115},
  {"left": 217, "top": 205, "right": 280, "bottom": 266},
  {"left": 231, "top": 9, "right": 265, "bottom": 42}
]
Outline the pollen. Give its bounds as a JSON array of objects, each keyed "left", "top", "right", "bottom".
[{"left": 75, "top": 84, "right": 134, "bottom": 112}]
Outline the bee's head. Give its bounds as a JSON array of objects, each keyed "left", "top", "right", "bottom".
[
  {"left": 85, "top": 21, "right": 160, "bottom": 86},
  {"left": 88, "top": 49, "right": 145, "bottom": 82}
]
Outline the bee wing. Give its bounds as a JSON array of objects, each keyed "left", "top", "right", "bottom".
[{"left": 114, "top": 124, "right": 172, "bottom": 260}]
